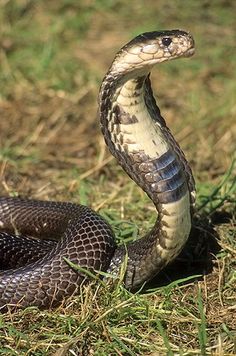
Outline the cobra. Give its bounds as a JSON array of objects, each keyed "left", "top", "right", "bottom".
[{"left": 0, "top": 30, "right": 196, "bottom": 309}]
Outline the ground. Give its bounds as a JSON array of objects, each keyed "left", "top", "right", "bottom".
[{"left": 0, "top": 1, "right": 235, "bottom": 355}]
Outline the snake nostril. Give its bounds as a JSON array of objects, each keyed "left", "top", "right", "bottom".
[{"left": 162, "top": 37, "right": 172, "bottom": 47}]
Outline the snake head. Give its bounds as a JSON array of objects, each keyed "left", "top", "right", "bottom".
[{"left": 111, "top": 30, "right": 195, "bottom": 77}]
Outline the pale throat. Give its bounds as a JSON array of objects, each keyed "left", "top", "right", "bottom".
[{"left": 110, "top": 77, "right": 170, "bottom": 159}]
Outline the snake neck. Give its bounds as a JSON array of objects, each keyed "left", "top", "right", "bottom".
[
  {"left": 99, "top": 72, "right": 195, "bottom": 288},
  {"left": 99, "top": 73, "right": 194, "bottom": 206}
]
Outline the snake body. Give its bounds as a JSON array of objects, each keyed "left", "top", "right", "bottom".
[{"left": 0, "top": 30, "right": 195, "bottom": 309}]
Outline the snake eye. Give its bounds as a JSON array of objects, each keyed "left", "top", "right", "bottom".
[{"left": 162, "top": 37, "right": 172, "bottom": 47}]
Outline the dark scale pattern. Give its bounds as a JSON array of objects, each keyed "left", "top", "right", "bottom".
[
  {"left": 144, "top": 76, "right": 196, "bottom": 209},
  {"left": 139, "top": 149, "right": 188, "bottom": 203},
  {"left": 0, "top": 232, "right": 55, "bottom": 269},
  {"left": 99, "top": 30, "right": 195, "bottom": 289},
  {"left": 108, "top": 228, "right": 164, "bottom": 288},
  {"left": 1, "top": 30, "right": 195, "bottom": 308},
  {"left": 0, "top": 198, "right": 115, "bottom": 309}
]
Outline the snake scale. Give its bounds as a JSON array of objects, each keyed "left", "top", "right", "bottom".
[{"left": 0, "top": 30, "right": 195, "bottom": 310}]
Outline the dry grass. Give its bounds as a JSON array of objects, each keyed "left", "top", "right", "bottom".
[{"left": 0, "top": 0, "right": 235, "bottom": 355}]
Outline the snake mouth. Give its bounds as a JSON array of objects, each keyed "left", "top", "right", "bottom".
[{"left": 184, "top": 46, "right": 195, "bottom": 57}]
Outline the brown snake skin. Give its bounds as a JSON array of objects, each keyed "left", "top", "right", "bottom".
[{"left": 0, "top": 30, "right": 195, "bottom": 310}]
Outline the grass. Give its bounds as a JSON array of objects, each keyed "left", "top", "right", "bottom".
[{"left": 0, "top": 0, "right": 236, "bottom": 354}]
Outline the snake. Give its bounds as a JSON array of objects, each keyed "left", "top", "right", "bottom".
[{"left": 0, "top": 30, "right": 196, "bottom": 310}]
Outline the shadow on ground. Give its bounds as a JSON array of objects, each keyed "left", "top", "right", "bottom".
[{"left": 146, "top": 211, "right": 232, "bottom": 289}]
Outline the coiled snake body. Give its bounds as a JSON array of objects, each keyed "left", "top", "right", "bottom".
[{"left": 0, "top": 30, "right": 195, "bottom": 309}]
